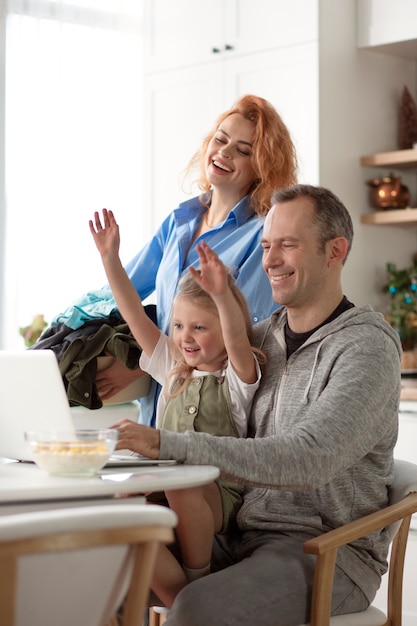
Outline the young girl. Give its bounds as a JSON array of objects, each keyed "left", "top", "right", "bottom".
[{"left": 89, "top": 208, "right": 265, "bottom": 608}]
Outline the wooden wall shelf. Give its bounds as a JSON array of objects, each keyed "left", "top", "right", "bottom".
[
  {"left": 361, "top": 149, "right": 417, "bottom": 168},
  {"left": 360, "top": 208, "right": 417, "bottom": 226},
  {"left": 360, "top": 150, "right": 417, "bottom": 225}
]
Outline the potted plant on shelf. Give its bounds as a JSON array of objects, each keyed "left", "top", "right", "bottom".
[{"left": 382, "top": 258, "right": 417, "bottom": 370}]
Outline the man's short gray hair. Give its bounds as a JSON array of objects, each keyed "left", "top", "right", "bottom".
[{"left": 270, "top": 184, "right": 353, "bottom": 263}]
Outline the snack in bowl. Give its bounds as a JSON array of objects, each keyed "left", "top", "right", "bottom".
[{"left": 24, "top": 429, "right": 118, "bottom": 476}]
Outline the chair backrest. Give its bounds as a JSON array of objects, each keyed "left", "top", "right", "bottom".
[
  {"left": 0, "top": 503, "right": 177, "bottom": 626},
  {"left": 302, "top": 458, "right": 417, "bottom": 626},
  {"left": 390, "top": 458, "right": 417, "bottom": 499}
]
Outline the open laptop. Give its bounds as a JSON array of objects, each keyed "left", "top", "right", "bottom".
[{"left": 0, "top": 350, "right": 175, "bottom": 467}]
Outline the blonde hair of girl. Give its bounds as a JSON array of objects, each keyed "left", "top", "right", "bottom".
[{"left": 166, "top": 270, "right": 266, "bottom": 398}]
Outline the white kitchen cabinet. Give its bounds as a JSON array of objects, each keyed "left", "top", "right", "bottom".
[
  {"left": 396, "top": 405, "right": 417, "bottom": 465},
  {"left": 143, "top": 0, "right": 226, "bottom": 71},
  {"left": 357, "top": 0, "right": 417, "bottom": 58},
  {"left": 141, "top": 62, "right": 224, "bottom": 232},
  {"left": 143, "top": 0, "right": 318, "bottom": 72},
  {"left": 402, "top": 533, "right": 417, "bottom": 626}
]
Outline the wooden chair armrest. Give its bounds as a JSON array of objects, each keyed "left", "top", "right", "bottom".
[{"left": 303, "top": 492, "right": 417, "bottom": 626}]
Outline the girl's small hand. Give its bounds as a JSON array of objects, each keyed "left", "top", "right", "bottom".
[
  {"left": 189, "top": 241, "right": 229, "bottom": 297},
  {"left": 89, "top": 208, "right": 120, "bottom": 259}
]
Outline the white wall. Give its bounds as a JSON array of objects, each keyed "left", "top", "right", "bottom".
[{"left": 319, "top": 0, "right": 417, "bottom": 311}]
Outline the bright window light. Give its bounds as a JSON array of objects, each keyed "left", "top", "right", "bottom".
[{"left": 2, "top": 1, "right": 145, "bottom": 348}]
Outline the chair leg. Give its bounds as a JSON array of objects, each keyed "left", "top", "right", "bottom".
[{"left": 149, "top": 607, "right": 167, "bottom": 626}]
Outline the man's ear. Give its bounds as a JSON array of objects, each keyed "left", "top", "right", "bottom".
[{"left": 327, "top": 237, "right": 349, "bottom": 266}]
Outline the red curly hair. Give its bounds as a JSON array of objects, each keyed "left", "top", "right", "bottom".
[{"left": 185, "top": 94, "right": 298, "bottom": 217}]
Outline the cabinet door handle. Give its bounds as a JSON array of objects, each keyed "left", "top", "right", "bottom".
[{"left": 212, "top": 44, "right": 234, "bottom": 54}]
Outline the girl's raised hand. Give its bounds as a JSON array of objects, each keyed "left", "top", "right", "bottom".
[
  {"left": 189, "top": 241, "right": 229, "bottom": 297},
  {"left": 89, "top": 208, "right": 120, "bottom": 259}
]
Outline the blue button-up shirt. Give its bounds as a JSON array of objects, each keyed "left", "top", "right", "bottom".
[{"left": 125, "top": 194, "right": 278, "bottom": 334}]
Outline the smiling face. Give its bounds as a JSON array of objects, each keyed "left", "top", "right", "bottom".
[
  {"left": 171, "top": 297, "right": 226, "bottom": 372},
  {"left": 205, "top": 113, "right": 256, "bottom": 199},
  {"left": 261, "top": 197, "right": 345, "bottom": 331}
]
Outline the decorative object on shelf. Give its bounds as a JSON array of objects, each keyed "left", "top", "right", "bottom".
[
  {"left": 366, "top": 174, "right": 410, "bottom": 209},
  {"left": 19, "top": 314, "right": 48, "bottom": 347},
  {"left": 398, "top": 85, "right": 417, "bottom": 149},
  {"left": 382, "top": 257, "right": 417, "bottom": 369}
]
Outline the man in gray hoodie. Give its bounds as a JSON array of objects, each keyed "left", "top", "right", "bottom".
[{"left": 115, "top": 184, "right": 402, "bottom": 625}]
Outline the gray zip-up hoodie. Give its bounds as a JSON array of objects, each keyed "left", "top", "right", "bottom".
[{"left": 159, "top": 304, "right": 402, "bottom": 602}]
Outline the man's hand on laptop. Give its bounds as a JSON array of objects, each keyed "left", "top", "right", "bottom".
[{"left": 111, "top": 419, "right": 161, "bottom": 460}]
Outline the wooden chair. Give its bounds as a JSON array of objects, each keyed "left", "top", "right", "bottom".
[
  {"left": 0, "top": 503, "right": 177, "bottom": 626},
  {"left": 150, "top": 459, "right": 417, "bottom": 626},
  {"left": 300, "top": 458, "right": 417, "bottom": 626}
]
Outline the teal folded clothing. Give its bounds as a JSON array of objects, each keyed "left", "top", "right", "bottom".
[{"left": 51, "top": 289, "right": 118, "bottom": 330}]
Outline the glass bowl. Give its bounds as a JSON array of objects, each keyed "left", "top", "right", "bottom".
[{"left": 24, "top": 429, "right": 118, "bottom": 476}]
